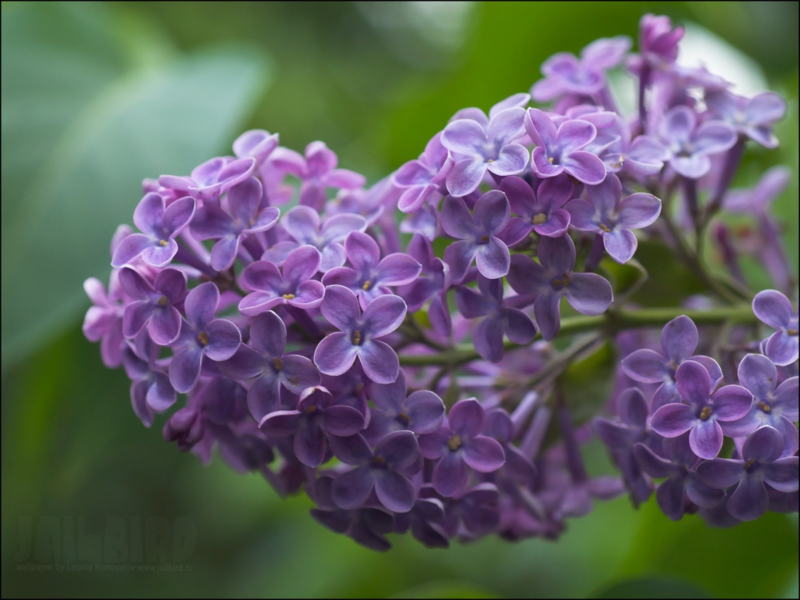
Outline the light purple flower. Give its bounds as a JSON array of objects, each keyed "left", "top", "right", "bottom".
[
  {"left": 441, "top": 108, "right": 528, "bottom": 197},
  {"left": 397, "top": 233, "right": 450, "bottom": 313},
  {"left": 232, "top": 129, "right": 279, "bottom": 165},
  {"left": 441, "top": 191, "right": 511, "bottom": 282},
  {"left": 724, "top": 166, "right": 790, "bottom": 214},
  {"left": 638, "top": 13, "right": 684, "bottom": 63},
  {"left": 455, "top": 274, "right": 537, "bottom": 363},
  {"left": 722, "top": 354, "right": 798, "bottom": 457},
  {"left": 650, "top": 360, "right": 753, "bottom": 459},
  {"left": 323, "top": 231, "right": 421, "bottom": 308},
  {"left": 567, "top": 174, "right": 661, "bottom": 263},
  {"left": 315, "top": 285, "right": 407, "bottom": 384},
  {"left": 705, "top": 90, "right": 786, "bottom": 148},
  {"left": 507, "top": 235, "right": 613, "bottom": 341},
  {"left": 525, "top": 109, "right": 607, "bottom": 185},
  {"left": 330, "top": 431, "right": 420, "bottom": 513},
  {"left": 260, "top": 386, "right": 365, "bottom": 468},
  {"left": 219, "top": 311, "right": 320, "bottom": 422},
  {"left": 269, "top": 205, "right": 367, "bottom": 272},
  {"left": 123, "top": 332, "right": 176, "bottom": 427},
  {"left": 83, "top": 274, "right": 125, "bottom": 368},
  {"left": 111, "top": 193, "right": 196, "bottom": 268},
  {"left": 697, "top": 426, "right": 799, "bottom": 521},
  {"left": 752, "top": 290, "right": 798, "bottom": 366},
  {"left": 394, "top": 132, "right": 452, "bottom": 213},
  {"left": 657, "top": 106, "right": 737, "bottom": 179},
  {"left": 118, "top": 267, "right": 187, "bottom": 345},
  {"left": 168, "top": 282, "right": 241, "bottom": 393},
  {"left": 583, "top": 113, "right": 670, "bottom": 176},
  {"left": 190, "top": 177, "right": 279, "bottom": 271},
  {"left": 499, "top": 175, "right": 573, "bottom": 239},
  {"left": 622, "top": 315, "right": 724, "bottom": 411},
  {"left": 158, "top": 156, "right": 256, "bottom": 201},
  {"left": 239, "top": 245, "right": 325, "bottom": 316},
  {"left": 532, "top": 36, "right": 631, "bottom": 101},
  {"left": 419, "top": 399, "right": 506, "bottom": 497}
]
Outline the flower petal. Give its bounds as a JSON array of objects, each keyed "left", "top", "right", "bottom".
[
  {"left": 651, "top": 403, "right": 696, "bottom": 438},
  {"left": 565, "top": 273, "right": 613, "bottom": 315},
  {"left": 689, "top": 419, "right": 724, "bottom": 459},
  {"left": 358, "top": 340, "right": 400, "bottom": 384}
]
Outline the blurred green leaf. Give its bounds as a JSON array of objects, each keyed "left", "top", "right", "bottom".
[
  {"left": 390, "top": 581, "right": 502, "bottom": 599},
  {"left": 0, "top": 3, "right": 270, "bottom": 370},
  {"left": 629, "top": 242, "right": 706, "bottom": 307},
  {"left": 561, "top": 341, "right": 617, "bottom": 427},
  {"left": 591, "top": 577, "right": 713, "bottom": 599}
]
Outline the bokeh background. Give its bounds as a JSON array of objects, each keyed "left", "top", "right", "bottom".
[{"left": 2, "top": 2, "right": 798, "bottom": 598}]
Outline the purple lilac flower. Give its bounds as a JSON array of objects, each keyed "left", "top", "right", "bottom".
[
  {"left": 484, "top": 409, "right": 537, "bottom": 486},
  {"left": 394, "top": 497, "right": 449, "bottom": 548},
  {"left": 190, "top": 177, "right": 280, "bottom": 271},
  {"left": 322, "top": 231, "right": 421, "bottom": 308},
  {"left": 438, "top": 482, "right": 502, "bottom": 539},
  {"left": 567, "top": 174, "right": 661, "bottom": 263},
  {"left": 219, "top": 311, "right": 320, "bottom": 422},
  {"left": 724, "top": 166, "right": 790, "bottom": 214},
  {"left": 650, "top": 360, "right": 753, "bottom": 459},
  {"left": 83, "top": 274, "right": 125, "bottom": 368},
  {"left": 118, "top": 267, "right": 187, "bottom": 345},
  {"left": 622, "top": 315, "right": 724, "bottom": 411},
  {"left": 111, "top": 193, "right": 196, "bottom": 268},
  {"left": 232, "top": 129, "right": 280, "bottom": 165},
  {"left": 397, "top": 233, "right": 449, "bottom": 313},
  {"left": 697, "top": 426, "right": 799, "bottom": 521},
  {"left": 158, "top": 156, "right": 256, "bottom": 201},
  {"left": 722, "top": 354, "right": 799, "bottom": 457},
  {"left": 441, "top": 107, "right": 528, "bottom": 197},
  {"left": 633, "top": 432, "right": 725, "bottom": 520},
  {"left": 455, "top": 274, "right": 537, "bottom": 363},
  {"left": 419, "top": 399, "right": 505, "bottom": 497},
  {"left": 168, "top": 282, "right": 241, "bottom": 393},
  {"left": 394, "top": 132, "right": 452, "bottom": 213},
  {"left": 705, "top": 90, "right": 787, "bottom": 148},
  {"left": 268, "top": 205, "right": 367, "bottom": 272},
  {"left": 657, "top": 106, "right": 737, "bottom": 179},
  {"left": 122, "top": 332, "right": 176, "bottom": 427},
  {"left": 329, "top": 431, "right": 419, "bottom": 513},
  {"left": 238, "top": 245, "right": 325, "bottom": 316},
  {"left": 638, "top": 13, "right": 684, "bottom": 63},
  {"left": 260, "top": 386, "right": 365, "bottom": 468},
  {"left": 525, "top": 109, "right": 606, "bottom": 185},
  {"left": 752, "top": 290, "right": 799, "bottom": 366},
  {"left": 362, "top": 371, "right": 445, "bottom": 444},
  {"left": 532, "top": 36, "right": 631, "bottom": 102},
  {"left": 315, "top": 285, "right": 407, "bottom": 384},
  {"left": 441, "top": 191, "right": 511, "bottom": 282},
  {"left": 499, "top": 175, "right": 573, "bottom": 239},
  {"left": 586, "top": 114, "right": 670, "bottom": 176},
  {"left": 268, "top": 141, "right": 365, "bottom": 210},
  {"left": 507, "top": 235, "right": 613, "bottom": 341}
]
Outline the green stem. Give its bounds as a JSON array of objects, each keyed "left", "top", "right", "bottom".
[{"left": 398, "top": 304, "right": 755, "bottom": 367}]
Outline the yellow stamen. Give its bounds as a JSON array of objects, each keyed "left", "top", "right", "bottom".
[
  {"left": 744, "top": 458, "right": 757, "bottom": 470},
  {"left": 198, "top": 332, "right": 209, "bottom": 346},
  {"left": 758, "top": 401, "right": 771, "bottom": 413},
  {"left": 362, "top": 280, "right": 372, "bottom": 291},
  {"left": 599, "top": 224, "right": 611, "bottom": 233},
  {"left": 788, "top": 328, "right": 798, "bottom": 336},
  {"left": 532, "top": 214, "right": 547, "bottom": 225},
  {"left": 273, "top": 357, "right": 283, "bottom": 371},
  {"left": 700, "top": 406, "right": 713, "bottom": 421},
  {"left": 548, "top": 157, "right": 554, "bottom": 164},
  {"left": 305, "top": 405, "right": 317, "bottom": 414},
  {"left": 158, "top": 239, "right": 169, "bottom": 247},
  {"left": 157, "top": 295, "right": 169, "bottom": 307},
  {"left": 447, "top": 434, "right": 462, "bottom": 451},
  {"left": 282, "top": 293, "right": 295, "bottom": 300},
  {"left": 352, "top": 330, "right": 362, "bottom": 346}
]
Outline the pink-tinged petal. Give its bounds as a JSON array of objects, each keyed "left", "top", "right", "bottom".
[
  {"left": 111, "top": 233, "right": 152, "bottom": 268},
  {"left": 446, "top": 158, "right": 486, "bottom": 198},
  {"left": 377, "top": 254, "right": 421, "bottom": 286},
  {"left": 670, "top": 154, "right": 711, "bottom": 180},
  {"left": 476, "top": 237, "right": 510, "bottom": 279},
  {"left": 581, "top": 35, "right": 631, "bottom": 69},
  {"left": 696, "top": 458, "right": 743, "bottom": 489},
  {"left": 444, "top": 240, "right": 478, "bottom": 284},
  {"left": 320, "top": 284, "right": 360, "bottom": 331},
  {"left": 727, "top": 477, "right": 768, "bottom": 521},
  {"left": 693, "top": 122, "right": 737, "bottom": 155},
  {"left": 283, "top": 245, "right": 322, "bottom": 288},
  {"left": 563, "top": 151, "right": 607, "bottom": 184},
  {"left": 441, "top": 118, "right": 487, "bottom": 157},
  {"left": 216, "top": 157, "right": 256, "bottom": 192},
  {"left": 473, "top": 316, "right": 504, "bottom": 363},
  {"left": 535, "top": 207, "right": 571, "bottom": 237},
  {"left": 558, "top": 120, "right": 597, "bottom": 153},
  {"left": 651, "top": 403, "right": 695, "bottom": 437},
  {"left": 169, "top": 346, "right": 204, "bottom": 393},
  {"left": 762, "top": 457, "right": 800, "bottom": 493},
  {"left": 320, "top": 213, "right": 368, "bottom": 246},
  {"left": 487, "top": 107, "right": 526, "bottom": 146},
  {"left": 711, "top": 385, "right": 753, "bottom": 421},
  {"left": 323, "top": 406, "right": 366, "bottom": 437},
  {"left": 133, "top": 193, "right": 165, "bottom": 235},
  {"left": 689, "top": 419, "right": 724, "bottom": 459},
  {"left": 525, "top": 108, "right": 558, "bottom": 148},
  {"left": 375, "top": 471, "right": 415, "bottom": 513},
  {"left": 603, "top": 229, "right": 637, "bottom": 263},
  {"left": 752, "top": 290, "right": 794, "bottom": 330},
  {"left": 537, "top": 228, "right": 575, "bottom": 273},
  {"left": 363, "top": 294, "right": 407, "bottom": 337},
  {"left": 622, "top": 349, "right": 670, "bottom": 383},
  {"left": 282, "top": 206, "right": 320, "bottom": 244},
  {"left": 320, "top": 243, "right": 348, "bottom": 273},
  {"left": 533, "top": 291, "right": 561, "bottom": 341},
  {"left": 505, "top": 308, "right": 537, "bottom": 344},
  {"left": 566, "top": 273, "right": 613, "bottom": 315},
  {"left": 659, "top": 106, "right": 695, "bottom": 146},
  {"left": 84, "top": 277, "right": 109, "bottom": 306},
  {"left": 332, "top": 467, "right": 374, "bottom": 509},
  {"left": 305, "top": 141, "right": 337, "bottom": 176},
  {"left": 345, "top": 231, "right": 381, "bottom": 272},
  {"left": 210, "top": 236, "right": 240, "bottom": 271},
  {"left": 531, "top": 147, "right": 563, "bottom": 177},
  {"left": 247, "top": 374, "right": 281, "bottom": 422},
  {"left": 290, "top": 280, "right": 325, "bottom": 310},
  {"left": 148, "top": 306, "right": 182, "bottom": 345},
  {"left": 238, "top": 291, "right": 283, "bottom": 317},
  {"left": 661, "top": 315, "right": 698, "bottom": 364},
  {"left": 249, "top": 310, "right": 286, "bottom": 357},
  {"left": 141, "top": 239, "right": 179, "bottom": 268},
  {"left": 489, "top": 144, "right": 529, "bottom": 176},
  {"left": 204, "top": 319, "right": 241, "bottom": 361},
  {"left": 432, "top": 452, "right": 469, "bottom": 497},
  {"left": 617, "top": 193, "right": 661, "bottom": 229},
  {"left": 449, "top": 399, "right": 486, "bottom": 438},
  {"left": 676, "top": 360, "right": 711, "bottom": 407},
  {"left": 315, "top": 332, "right": 358, "bottom": 376},
  {"left": 358, "top": 340, "right": 400, "bottom": 384},
  {"left": 464, "top": 436, "right": 505, "bottom": 472},
  {"left": 742, "top": 425, "right": 784, "bottom": 463},
  {"left": 565, "top": 199, "right": 599, "bottom": 231},
  {"left": 473, "top": 190, "right": 511, "bottom": 235},
  {"left": 185, "top": 281, "right": 219, "bottom": 328}
]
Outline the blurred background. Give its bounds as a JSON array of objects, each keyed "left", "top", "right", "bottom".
[{"left": 1, "top": 2, "right": 797, "bottom": 597}]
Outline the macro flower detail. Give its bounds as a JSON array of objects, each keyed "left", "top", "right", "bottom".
[
  {"left": 118, "top": 266, "right": 187, "bottom": 345},
  {"left": 752, "top": 290, "right": 799, "bottom": 366},
  {"left": 705, "top": 90, "right": 787, "bottom": 148},
  {"left": 500, "top": 175, "right": 573, "bottom": 239},
  {"left": 159, "top": 156, "right": 256, "bottom": 201},
  {"left": 82, "top": 274, "right": 125, "bottom": 368},
  {"left": 396, "top": 233, "right": 449, "bottom": 313},
  {"left": 122, "top": 332, "right": 177, "bottom": 427},
  {"left": 657, "top": 106, "right": 737, "bottom": 179},
  {"left": 232, "top": 129, "right": 280, "bottom": 165},
  {"left": 393, "top": 132, "right": 452, "bottom": 213}
]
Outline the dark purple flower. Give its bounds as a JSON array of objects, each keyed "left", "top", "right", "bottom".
[
  {"left": 168, "top": 282, "right": 241, "bottom": 393},
  {"left": 362, "top": 371, "right": 445, "bottom": 444},
  {"left": 722, "top": 354, "right": 798, "bottom": 457},
  {"left": 315, "top": 285, "right": 407, "bottom": 384},
  {"left": 499, "top": 175, "right": 573, "bottom": 239},
  {"left": 455, "top": 274, "right": 537, "bottom": 363},
  {"left": 532, "top": 36, "right": 631, "bottom": 101},
  {"left": 439, "top": 483, "right": 501, "bottom": 539},
  {"left": 419, "top": 399, "right": 505, "bottom": 497},
  {"left": 394, "top": 132, "right": 452, "bottom": 213},
  {"left": 118, "top": 267, "right": 187, "bottom": 345},
  {"left": 397, "top": 233, "right": 450, "bottom": 313},
  {"left": 260, "top": 386, "right": 365, "bottom": 467},
  {"left": 239, "top": 245, "right": 325, "bottom": 316},
  {"left": 752, "top": 290, "right": 798, "bottom": 366},
  {"left": 507, "top": 235, "right": 613, "bottom": 341},
  {"left": 190, "top": 177, "right": 280, "bottom": 271},
  {"left": 232, "top": 129, "right": 279, "bottom": 165},
  {"left": 158, "top": 156, "right": 256, "bottom": 201},
  {"left": 122, "top": 332, "right": 176, "bottom": 427},
  {"left": 82, "top": 274, "right": 125, "bottom": 368},
  {"left": 219, "top": 311, "right": 320, "bottom": 422},
  {"left": 657, "top": 106, "right": 737, "bottom": 179},
  {"left": 621, "top": 315, "right": 723, "bottom": 411},
  {"left": 111, "top": 193, "right": 196, "bottom": 268},
  {"left": 441, "top": 107, "right": 528, "bottom": 197},
  {"left": 441, "top": 191, "right": 511, "bottom": 282},
  {"left": 705, "top": 90, "right": 786, "bottom": 148},
  {"left": 394, "top": 497, "right": 449, "bottom": 548},
  {"left": 323, "top": 231, "right": 421, "bottom": 308},
  {"left": 484, "top": 409, "right": 536, "bottom": 486},
  {"left": 650, "top": 360, "right": 753, "bottom": 459},
  {"left": 269, "top": 206, "right": 367, "bottom": 272},
  {"left": 330, "top": 431, "right": 419, "bottom": 513},
  {"left": 697, "top": 426, "right": 799, "bottom": 521},
  {"left": 567, "top": 174, "right": 661, "bottom": 263},
  {"left": 525, "top": 109, "right": 606, "bottom": 185}
]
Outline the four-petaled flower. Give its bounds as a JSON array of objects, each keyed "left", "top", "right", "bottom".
[
  {"left": 118, "top": 267, "right": 187, "bottom": 345},
  {"left": 752, "top": 290, "right": 799, "bottom": 366},
  {"left": 82, "top": 274, "right": 125, "bottom": 368},
  {"left": 232, "top": 129, "right": 280, "bottom": 165},
  {"left": 500, "top": 175, "right": 573, "bottom": 239},
  {"left": 657, "top": 106, "right": 737, "bottom": 179},
  {"left": 393, "top": 132, "right": 452, "bottom": 213},
  {"left": 158, "top": 156, "right": 256, "bottom": 201},
  {"left": 705, "top": 90, "right": 786, "bottom": 148},
  {"left": 122, "top": 332, "right": 177, "bottom": 427},
  {"left": 397, "top": 233, "right": 450, "bottom": 313}
]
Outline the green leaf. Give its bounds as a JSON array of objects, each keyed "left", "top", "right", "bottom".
[
  {"left": 629, "top": 242, "right": 706, "bottom": 307},
  {"left": 560, "top": 340, "right": 617, "bottom": 427},
  {"left": 390, "top": 581, "right": 502, "bottom": 599},
  {"left": 592, "top": 577, "right": 713, "bottom": 599},
  {"left": 1, "top": 3, "right": 270, "bottom": 370}
]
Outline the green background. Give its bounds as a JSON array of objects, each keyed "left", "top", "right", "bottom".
[{"left": 1, "top": 2, "right": 797, "bottom": 597}]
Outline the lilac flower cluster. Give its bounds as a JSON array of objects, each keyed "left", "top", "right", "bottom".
[{"left": 84, "top": 14, "right": 797, "bottom": 550}]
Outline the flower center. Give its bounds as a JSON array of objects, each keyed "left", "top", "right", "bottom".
[
  {"left": 548, "top": 157, "right": 554, "bottom": 164},
  {"left": 479, "top": 235, "right": 490, "bottom": 243},
  {"left": 362, "top": 280, "right": 372, "bottom": 291},
  {"left": 198, "top": 331, "right": 209, "bottom": 346},
  {"left": 551, "top": 273, "right": 570, "bottom": 289},
  {"left": 371, "top": 456, "right": 388, "bottom": 468},
  {"left": 305, "top": 405, "right": 317, "bottom": 414},
  {"left": 273, "top": 357, "right": 283, "bottom": 371},
  {"left": 157, "top": 295, "right": 169, "bottom": 307},
  {"left": 699, "top": 406, "right": 713, "bottom": 421},
  {"left": 282, "top": 293, "right": 295, "bottom": 300},
  {"left": 352, "top": 330, "right": 363, "bottom": 346},
  {"left": 447, "top": 434, "right": 462, "bottom": 451},
  {"left": 758, "top": 401, "right": 771, "bottom": 413},
  {"left": 788, "top": 328, "right": 798, "bottom": 336},
  {"left": 395, "top": 412, "right": 411, "bottom": 428},
  {"left": 158, "top": 239, "right": 169, "bottom": 247},
  {"left": 532, "top": 213, "right": 547, "bottom": 225},
  {"left": 599, "top": 223, "right": 612, "bottom": 233},
  {"left": 744, "top": 458, "right": 757, "bottom": 471}
]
